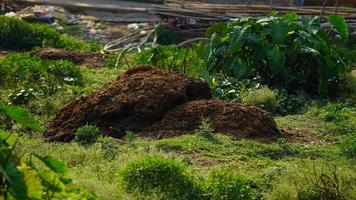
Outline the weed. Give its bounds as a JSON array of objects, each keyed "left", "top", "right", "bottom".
[
  {"left": 195, "top": 118, "right": 215, "bottom": 139},
  {"left": 296, "top": 165, "right": 355, "bottom": 200},
  {"left": 340, "top": 134, "right": 356, "bottom": 158},
  {"left": 97, "top": 136, "right": 118, "bottom": 160},
  {"left": 203, "top": 167, "right": 253, "bottom": 200},
  {"left": 124, "top": 131, "right": 137, "bottom": 142},
  {"left": 74, "top": 125, "right": 99, "bottom": 145},
  {"left": 120, "top": 156, "right": 203, "bottom": 200},
  {"left": 242, "top": 86, "right": 280, "bottom": 113}
]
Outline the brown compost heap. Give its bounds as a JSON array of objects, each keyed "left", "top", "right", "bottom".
[{"left": 45, "top": 65, "right": 280, "bottom": 141}]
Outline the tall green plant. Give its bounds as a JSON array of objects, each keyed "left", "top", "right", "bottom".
[
  {"left": 0, "top": 102, "right": 96, "bottom": 199},
  {"left": 204, "top": 13, "right": 353, "bottom": 98}
]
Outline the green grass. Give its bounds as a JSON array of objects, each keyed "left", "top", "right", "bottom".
[{"left": 1, "top": 50, "right": 355, "bottom": 200}]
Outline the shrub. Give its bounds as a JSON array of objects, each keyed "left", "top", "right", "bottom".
[
  {"left": 120, "top": 156, "right": 202, "bottom": 199},
  {"left": 195, "top": 118, "right": 214, "bottom": 139},
  {"left": 74, "top": 125, "right": 99, "bottom": 145},
  {"left": 156, "top": 25, "right": 182, "bottom": 45},
  {"left": 203, "top": 167, "right": 253, "bottom": 200},
  {"left": 242, "top": 86, "right": 280, "bottom": 113},
  {"left": 204, "top": 13, "right": 353, "bottom": 98},
  {"left": 0, "top": 16, "right": 60, "bottom": 50},
  {"left": 97, "top": 136, "right": 118, "bottom": 160},
  {"left": 341, "top": 134, "right": 356, "bottom": 158},
  {"left": 124, "top": 131, "right": 137, "bottom": 142},
  {"left": 296, "top": 166, "right": 355, "bottom": 200},
  {"left": 0, "top": 53, "right": 82, "bottom": 95},
  {"left": 0, "top": 16, "right": 101, "bottom": 51}
]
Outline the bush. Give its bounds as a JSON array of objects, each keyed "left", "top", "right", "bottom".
[
  {"left": 242, "top": 86, "right": 280, "bottom": 113},
  {"left": 296, "top": 166, "right": 355, "bottom": 200},
  {"left": 124, "top": 131, "right": 137, "bottom": 142},
  {"left": 97, "top": 136, "right": 118, "bottom": 160},
  {"left": 0, "top": 16, "right": 59, "bottom": 50},
  {"left": 74, "top": 125, "right": 99, "bottom": 145},
  {"left": 195, "top": 118, "right": 214, "bottom": 139},
  {"left": 120, "top": 156, "right": 202, "bottom": 199},
  {"left": 204, "top": 13, "right": 353, "bottom": 98},
  {"left": 341, "top": 134, "right": 356, "bottom": 158},
  {"left": 0, "top": 53, "right": 82, "bottom": 96},
  {"left": 156, "top": 25, "right": 182, "bottom": 45},
  {"left": 0, "top": 16, "right": 100, "bottom": 51},
  {"left": 203, "top": 167, "right": 253, "bottom": 200}
]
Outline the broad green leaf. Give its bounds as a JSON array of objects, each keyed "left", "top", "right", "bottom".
[
  {"left": 18, "top": 162, "right": 44, "bottom": 200},
  {"left": 283, "top": 12, "right": 299, "bottom": 21},
  {"left": 230, "top": 25, "right": 250, "bottom": 52},
  {"left": 37, "top": 170, "right": 66, "bottom": 191},
  {"left": 230, "top": 58, "right": 251, "bottom": 79},
  {"left": 270, "top": 22, "right": 289, "bottom": 44},
  {"left": 0, "top": 160, "right": 28, "bottom": 199},
  {"left": 267, "top": 45, "right": 288, "bottom": 77},
  {"left": 0, "top": 102, "right": 43, "bottom": 132},
  {"left": 35, "top": 155, "right": 66, "bottom": 175},
  {"left": 0, "top": 130, "right": 15, "bottom": 146},
  {"left": 327, "top": 15, "right": 349, "bottom": 41}
]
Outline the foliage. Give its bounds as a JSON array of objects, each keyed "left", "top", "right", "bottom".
[
  {"left": 203, "top": 167, "right": 253, "bottom": 200},
  {"left": 296, "top": 166, "right": 355, "bottom": 200},
  {"left": 241, "top": 85, "right": 280, "bottom": 113},
  {"left": 124, "top": 131, "right": 137, "bottom": 142},
  {"left": 74, "top": 125, "right": 99, "bottom": 145},
  {"left": 203, "top": 13, "right": 353, "bottom": 98},
  {"left": 120, "top": 156, "right": 203, "bottom": 200},
  {"left": 278, "top": 89, "right": 307, "bottom": 115},
  {"left": 156, "top": 25, "right": 182, "bottom": 45},
  {"left": 97, "top": 136, "right": 119, "bottom": 160},
  {"left": 340, "top": 134, "right": 356, "bottom": 158},
  {"left": 195, "top": 118, "right": 214, "bottom": 139},
  {"left": 0, "top": 53, "right": 83, "bottom": 97},
  {"left": 0, "top": 16, "right": 100, "bottom": 51},
  {"left": 308, "top": 103, "right": 355, "bottom": 135},
  {"left": 131, "top": 45, "right": 202, "bottom": 75},
  {"left": 0, "top": 102, "right": 96, "bottom": 199}
]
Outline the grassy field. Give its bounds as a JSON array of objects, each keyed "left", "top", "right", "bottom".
[{"left": 4, "top": 66, "right": 354, "bottom": 200}]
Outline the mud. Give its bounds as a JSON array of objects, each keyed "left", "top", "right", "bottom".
[
  {"left": 146, "top": 100, "right": 280, "bottom": 139},
  {"left": 45, "top": 65, "right": 212, "bottom": 141},
  {"left": 30, "top": 48, "right": 105, "bottom": 68},
  {"left": 45, "top": 65, "right": 281, "bottom": 142}
]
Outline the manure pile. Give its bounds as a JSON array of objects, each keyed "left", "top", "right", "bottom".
[{"left": 45, "top": 65, "right": 280, "bottom": 141}]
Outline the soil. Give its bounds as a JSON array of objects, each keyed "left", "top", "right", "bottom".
[
  {"left": 146, "top": 100, "right": 280, "bottom": 139},
  {"left": 45, "top": 65, "right": 281, "bottom": 142},
  {"left": 45, "top": 65, "right": 212, "bottom": 141},
  {"left": 280, "top": 125, "right": 326, "bottom": 144},
  {"left": 30, "top": 48, "right": 105, "bottom": 68}
]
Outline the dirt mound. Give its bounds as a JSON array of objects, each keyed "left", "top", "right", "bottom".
[
  {"left": 30, "top": 48, "right": 104, "bottom": 68},
  {"left": 146, "top": 100, "right": 280, "bottom": 139},
  {"left": 45, "top": 65, "right": 212, "bottom": 141}
]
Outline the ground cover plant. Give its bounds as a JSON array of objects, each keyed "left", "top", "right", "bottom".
[
  {"left": 0, "top": 11, "right": 355, "bottom": 200},
  {"left": 0, "top": 16, "right": 100, "bottom": 51}
]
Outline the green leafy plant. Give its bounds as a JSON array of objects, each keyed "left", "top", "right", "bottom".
[
  {"left": 296, "top": 165, "right": 355, "bottom": 200},
  {"left": 156, "top": 25, "right": 182, "bottom": 45},
  {"left": 124, "top": 131, "right": 137, "bottom": 143},
  {"left": 242, "top": 85, "right": 280, "bottom": 113},
  {"left": 0, "top": 102, "right": 96, "bottom": 199},
  {"left": 195, "top": 118, "right": 215, "bottom": 139},
  {"left": 203, "top": 13, "right": 353, "bottom": 98},
  {"left": 0, "top": 16, "right": 100, "bottom": 51},
  {"left": 97, "top": 136, "right": 118, "bottom": 160},
  {"left": 203, "top": 167, "right": 253, "bottom": 200},
  {"left": 120, "top": 156, "right": 203, "bottom": 199},
  {"left": 0, "top": 53, "right": 82, "bottom": 96},
  {"left": 340, "top": 134, "right": 356, "bottom": 158},
  {"left": 74, "top": 125, "right": 99, "bottom": 145}
]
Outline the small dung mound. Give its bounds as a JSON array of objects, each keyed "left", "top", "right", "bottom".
[
  {"left": 30, "top": 48, "right": 104, "bottom": 68},
  {"left": 45, "top": 65, "right": 212, "bottom": 141},
  {"left": 146, "top": 100, "right": 280, "bottom": 139}
]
